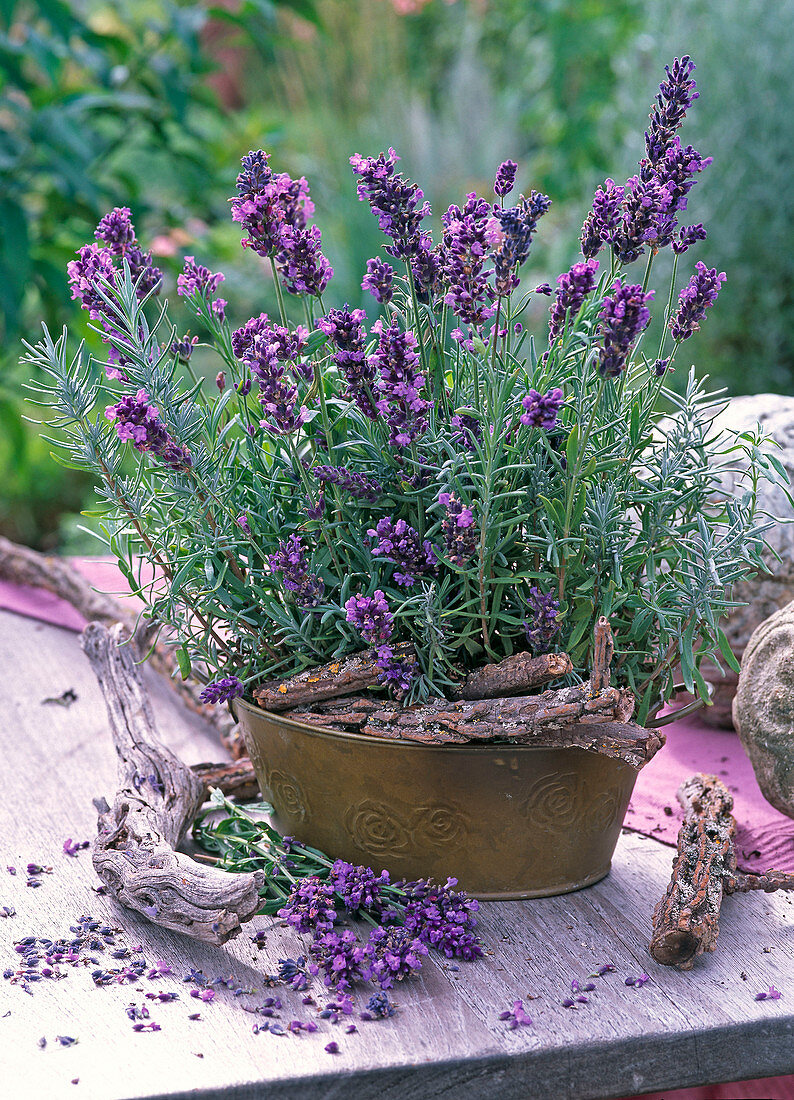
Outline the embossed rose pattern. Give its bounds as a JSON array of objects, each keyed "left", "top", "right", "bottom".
[
  {"left": 521, "top": 773, "right": 579, "bottom": 831},
  {"left": 412, "top": 805, "right": 468, "bottom": 848},
  {"left": 268, "top": 769, "right": 308, "bottom": 822},
  {"left": 345, "top": 800, "right": 411, "bottom": 854}
]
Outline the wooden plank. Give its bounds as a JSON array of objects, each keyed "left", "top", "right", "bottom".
[{"left": 0, "top": 609, "right": 792, "bottom": 1100}]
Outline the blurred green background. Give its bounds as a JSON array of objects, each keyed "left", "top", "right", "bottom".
[{"left": 3, "top": 0, "right": 792, "bottom": 550}]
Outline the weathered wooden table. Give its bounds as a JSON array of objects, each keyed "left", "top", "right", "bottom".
[{"left": 1, "top": 608, "right": 793, "bottom": 1100}]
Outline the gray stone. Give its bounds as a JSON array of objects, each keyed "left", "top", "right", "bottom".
[
  {"left": 699, "top": 394, "right": 794, "bottom": 727},
  {"left": 733, "top": 599, "right": 794, "bottom": 818}
]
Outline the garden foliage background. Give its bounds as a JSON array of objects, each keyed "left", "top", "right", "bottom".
[{"left": 2, "top": 0, "right": 792, "bottom": 550}]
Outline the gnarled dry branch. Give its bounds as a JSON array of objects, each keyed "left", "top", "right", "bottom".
[{"left": 82, "top": 621, "right": 263, "bottom": 945}]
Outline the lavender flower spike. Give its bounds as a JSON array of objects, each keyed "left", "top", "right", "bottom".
[
  {"left": 368, "top": 517, "right": 436, "bottom": 587},
  {"left": 350, "top": 148, "right": 430, "bottom": 260},
  {"left": 438, "top": 492, "right": 478, "bottom": 567},
  {"left": 549, "top": 259, "right": 599, "bottom": 340},
  {"left": 524, "top": 586, "right": 562, "bottom": 654},
  {"left": 598, "top": 280, "right": 653, "bottom": 377},
  {"left": 494, "top": 160, "right": 518, "bottom": 198},
  {"left": 669, "top": 262, "right": 726, "bottom": 341},
  {"left": 520, "top": 388, "right": 564, "bottom": 430},
  {"left": 268, "top": 534, "right": 324, "bottom": 609},
  {"left": 362, "top": 257, "right": 394, "bottom": 304},
  {"left": 200, "top": 677, "right": 244, "bottom": 705}
]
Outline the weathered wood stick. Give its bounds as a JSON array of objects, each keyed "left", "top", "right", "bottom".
[
  {"left": 650, "top": 774, "right": 738, "bottom": 969},
  {"left": 0, "top": 535, "right": 238, "bottom": 743},
  {"left": 191, "top": 759, "right": 259, "bottom": 801},
  {"left": 82, "top": 621, "right": 263, "bottom": 945},
  {"left": 650, "top": 773, "right": 794, "bottom": 969},
  {"left": 450, "top": 650, "right": 573, "bottom": 700},
  {"left": 253, "top": 643, "right": 415, "bottom": 711},
  {"left": 590, "top": 616, "right": 614, "bottom": 693}
]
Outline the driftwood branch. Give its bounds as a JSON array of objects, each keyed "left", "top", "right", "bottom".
[
  {"left": 451, "top": 650, "right": 573, "bottom": 700},
  {"left": 81, "top": 621, "right": 263, "bottom": 945},
  {"left": 650, "top": 774, "right": 794, "bottom": 969},
  {"left": 0, "top": 535, "right": 238, "bottom": 747}
]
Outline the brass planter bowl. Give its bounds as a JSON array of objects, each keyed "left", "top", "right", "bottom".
[{"left": 235, "top": 699, "right": 639, "bottom": 899}]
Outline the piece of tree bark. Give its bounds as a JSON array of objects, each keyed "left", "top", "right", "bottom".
[
  {"left": 191, "top": 759, "right": 259, "bottom": 801},
  {"left": 82, "top": 621, "right": 263, "bottom": 945},
  {"left": 450, "top": 650, "right": 573, "bottom": 700},
  {"left": 650, "top": 773, "right": 794, "bottom": 969},
  {"left": 650, "top": 774, "right": 735, "bottom": 969},
  {"left": 253, "top": 643, "right": 416, "bottom": 711},
  {"left": 287, "top": 687, "right": 656, "bottom": 767}
]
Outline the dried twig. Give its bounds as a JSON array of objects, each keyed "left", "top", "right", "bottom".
[
  {"left": 650, "top": 773, "right": 794, "bottom": 969},
  {"left": 82, "top": 622, "right": 263, "bottom": 945}
]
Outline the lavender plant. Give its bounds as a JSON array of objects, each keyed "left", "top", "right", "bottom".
[{"left": 23, "top": 57, "right": 784, "bottom": 725}]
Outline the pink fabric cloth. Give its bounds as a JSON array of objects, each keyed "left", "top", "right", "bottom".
[{"left": 1, "top": 561, "right": 792, "bottom": 1100}]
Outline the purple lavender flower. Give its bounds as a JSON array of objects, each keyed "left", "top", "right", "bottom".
[
  {"left": 313, "top": 465, "right": 382, "bottom": 503},
  {"left": 94, "top": 207, "right": 162, "bottom": 297},
  {"left": 309, "top": 930, "right": 367, "bottom": 992},
  {"left": 441, "top": 194, "right": 497, "bottom": 324},
  {"left": 597, "top": 280, "right": 653, "bottom": 377},
  {"left": 498, "top": 999, "right": 533, "bottom": 1029},
  {"left": 494, "top": 160, "right": 518, "bottom": 198},
  {"left": 171, "top": 335, "right": 198, "bottom": 362},
  {"left": 368, "top": 517, "right": 436, "bottom": 587},
  {"left": 245, "top": 332, "right": 308, "bottom": 435},
  {"left": 673, "top": 223, "right": 707, "bottom": 255},
  {"left": 350, "top": 148, "right": 430, "bottom": 260},
  {"left": 612, "top": 175, "right": 673, "bottom": 265},
  {"left": 402, "top": 877, "right": 483, "bottom": 960},
  {"left": 278, "top": 876, "right": 337, "bottom": 935},
  {"left": 362, "top": 257, "right": 394, "bottom": 304},
  {"left": 548, "top": 259, "right": 599, "bottom": 340},
  {"left": 330, "top": 862, "right": 390, "bottom": 914},
  {"left": 520, "top": 388, "right": 564, "bottom": 430},
  {"left": 438, "top": 493, "right": 477, "bottom": 567},
  {"left": 449, "top": 412, "right": 482, "bottom": 450},
  {"left": 373, "top": 645, "right": 418, "bottom": 698},
  {"left": 177, "top": 256, "right": 225, "bottom": 299},
  {"left": 277, "top": 223, "right": 333, "bottom": 298},
  {"left": 268, "top": 534, "right": 324, "bottom": 609},
  {"left": 105, "top": 390, "right": 191, "bottom": 469},
  {"left": 345, "top": 590, "right": 394, "bottom": 646},
  {"left": 199, "top": 677, "right": 244, "bottom": 705},
  {"left": 317, "top": 307, "right": 377, "bottom": 418},
  {"left": 370, "top": 319, "right": 432, "bottom": 447},
  {"left": 67, "top": 243, "right": 117, "bottom": 320},
  {"left": 669, "top": 261, "right": 726, "bottom": 341},
  {"left": 95, "top": 207, "right": 136, "bottom": 251},
  {"left": 363, "top": 926, "right": 428, "bottom": 989},
  {"left": 492, "top": 191, "right": 552, "bottom": 297},
  {"left": 231, "top": 151, "right": 311, "bottom": 257},
  {"left": 645, "top": 56, "right": 699, "bottom": 165},
  {"left": 523, "top": 587, "right": 562, "bottom": 654},
  {"left": 362, "top": 991, "right": 396, "bottom": 1019},
  {"left": 580, "top": 179, "right": 625, "bottom": 259}
]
